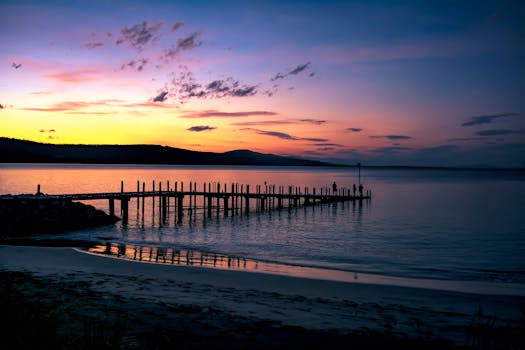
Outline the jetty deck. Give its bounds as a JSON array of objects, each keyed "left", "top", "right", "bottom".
[{"left": 38, "top": 181, "right": 371, "bottom": 224}]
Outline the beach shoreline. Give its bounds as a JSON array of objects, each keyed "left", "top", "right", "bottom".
[{"left": 1, "top": 245, "right": 524, "bottom": 348}]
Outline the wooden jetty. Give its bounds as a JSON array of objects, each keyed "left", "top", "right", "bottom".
[{"left": 39, "top": 181, "right": 371, "bottom": 224}]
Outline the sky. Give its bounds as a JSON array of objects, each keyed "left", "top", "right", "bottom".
[{"left": 1, "top": 0, "right": 524, "bottom": 168}]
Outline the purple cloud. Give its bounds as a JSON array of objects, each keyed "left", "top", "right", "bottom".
[
  {"left": 372, "top": 146, "right": 412, "bottom": 153},
  {"left": 181, "top": 110, "right": 277, "bottom": 118},
  {"left": 171, "top": 21, "right": 184, "bottom": 31},
  {"left": 169, "top": 68, "right": 259, "bottom": 103},
  {"left": 271, "top": 62, "right": 312, "bottom": 81},
  {"left": 462, "top": 113, "right": 518, "bottom": 127},
  {"left": 242, "top": 128, "right": 328, "bottom": 142},
  {"left": 475, "top": 129, "right": 525, "bottom": 136},
  {"left": 299, "top": 118, "right": 326, "bottom": 125},
  {"left": 85, "top": 42, "right": 104, "bottom": 49},
  {"left": 369, "top": 135, "right": 412, "bottom": 140},
  {"left": 116, "top": 21, "right": 164, "bottom": 51},
  {"left": 121, "top": 58, "right": 148, "bottom": 71},
  {"left": 187, "top": 125, "right": 216, "bottom": 132},
  {"left": 153, "top": 91, "right": 168, "bottom": 102},
  {"left": 346, "top": 128, "right": 362, "bottom": 132},
  {"left": 163, "top": 32, "right": 202, "bottom": 61}
]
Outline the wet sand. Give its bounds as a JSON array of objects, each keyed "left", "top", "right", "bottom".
[{"left": 1, "top": 245, "right": 524, "bottom": 349}]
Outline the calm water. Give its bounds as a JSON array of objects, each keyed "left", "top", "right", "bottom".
[{"left": 1, "top": 164, "right": 524, "bottom": 291}]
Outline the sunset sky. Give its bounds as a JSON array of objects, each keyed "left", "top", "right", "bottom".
[{"left": 1, "top": 0, "right": 524, "bottom": 167}]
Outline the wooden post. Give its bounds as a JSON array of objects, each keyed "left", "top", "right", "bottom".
[
  {"left": 159, "top": 182, "right": 162, "bottom": 211},
  {"left": 142, "top": 182, "right": 145, "bottom": 214},
  {"left": 177, "top": 195, "right": 183, "bottom": 219},
  {"left": 109, "top": 198, "right": 115, "bottom": 217},
  {"left": 189, "top": 182, "right": 192, "bottom": 209},
  {"left": 37, "top": 184, "right": 41, "bottom": 195},
  {"left": 121, "top": 181, "right": 124, "bottom": 193},
  {"left": 224, "top": 196, "right": 229, "bottom": 217},
  {"left": 121, "top": 197, "right": 128, "bottom": 224},
  {"left": 134, "top": 180, "right": 138, "bottom": 209},
  {"left": 162, "top": 196, "right": 167, "bottom": 221},
  {"left": 245, "top": 185, "right": 250, "bottom": 213}
]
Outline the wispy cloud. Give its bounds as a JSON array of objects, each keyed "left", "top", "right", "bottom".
[
  {"left": 187, "top": 125, "right": 216, "bottom": 132},
  {"left": 152, "top": 91, "right": 168, "bottom": 102},
  {"left": 475, "top": 129, "right": 525, "bottom": 136},
  {"left": 371, "top": 146, "right": 412, "bottom": 153},
  {"left": 271, "top": 62, "right": 313, "bottom": 81},
  {"left": 169, "top": 67, "right": 258, "bottom": 103},
  {"left": 231, "top": 118, "right": 324, "bottom": 126},
  {"left": 242, "top": 128, "right": 328, "bottom": 142},
  {"left": 45, "top": 70, "right": 99, "bottom": 83},
  {"left": 23, "top": 101, "right": 94, "bottom": 112},
  {"left": 299, "top": 118, "right": 325, "bottom": 125},
  {"left": 121, "top": 58, "right": 148, "bottom": 71},
  {"left": 66, "top": 111, "right": 114, "bottom": 115},
  {"left": 447, "top": 137, "right": 485, "bottom": 142},
  {"left": 20, "top": 99, "right": 175, "bottom": 112},
  {"left": 462, "top": 113, "right": 518, "bottom": 126},
  {"left": 116, "top": 21, "right": 164, "bottom": 51},
  {"left": 346, "top": 128, "right": 362, "bottom": 132},
  {"left": 171, "top": 21, "right": 184, "bottom": 32},
  {"left": 313, "top": 143, "right": 344, "bottom": 147},
  {"left": 369, "top": 135, "right": 412, "bottom": 140},
  {"left": 231, "top": 120, "right": 294, "bottom": 126},
  {"left": 181, "top": 110, "right": 277, "bottom": 118},
  {"left": 163, "top": 32, "right": 202, "bottom": 61},
  {"left": 84, "top": 42, "right": 104, "bottom": 50}
]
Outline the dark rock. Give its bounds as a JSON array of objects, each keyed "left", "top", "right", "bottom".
[{"left": 0, "top": 195, "right": 120, "bottom": 236}]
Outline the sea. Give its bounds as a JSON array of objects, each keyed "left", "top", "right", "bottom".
[{"left": 1, "top": 163, "right": 524, "bottom": 295}]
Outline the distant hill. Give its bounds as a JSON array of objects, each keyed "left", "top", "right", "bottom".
[{"left": 0, "top": 138, "right": 338, "bottom": 166}]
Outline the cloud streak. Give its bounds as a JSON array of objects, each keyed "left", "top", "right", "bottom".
[
  {"left": 271, "top": 62, "right": 312, "bottom": 81},
  {"left": 85, "top": 42, "right": 104, "bottom": 49},
  {"left": 181, "top": 110, "right": 277, "bottom": 118},
  {"left": 187, "top": 125, "right": 216, "bottom": 132},
  {"left": 475, "top": 129, "right": 525, "bottom": 136},
  {"left": 231, "top": 118, "right": 325, "bottom": 126},
  {"left": 346, "top": 128, "right": 362, "bottom": 132},
  {"left": 242, "top": 128, "right": 328, "bottom": 142},
  {"left": 152, "top": 91, "right": 168, "bottom": 102},
  {"left": 462, "top": 113, "right": 518, "bottom": 127},
  {"left": 372, "top": 146, "right": 412, "bottom": 153},
  {"left": 369, "top": 135, "right": 412, "bottom": 140},
  {"left": 163, "top": 32, "right": 202, "bottom": 61}
]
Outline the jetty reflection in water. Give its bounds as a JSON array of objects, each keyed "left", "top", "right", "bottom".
[
  {"left": 89, "top": 242, "right": 251, "bottom": 270},
  {"left": 86, "top": 242, "right": 364, "bottom": 283}
]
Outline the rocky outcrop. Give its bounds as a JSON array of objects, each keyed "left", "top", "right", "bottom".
[{"left": 0, "top": 195, "right": 120, "bottom": 236}]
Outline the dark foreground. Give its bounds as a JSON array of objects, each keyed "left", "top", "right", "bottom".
[
  {"left": 2, "top": 270, "right": 522, "bottom": 350},
  {"left": 0, "top": 195, "right": 119, "bottom": 235}
]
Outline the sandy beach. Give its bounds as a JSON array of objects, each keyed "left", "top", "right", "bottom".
[{"left": 1, "top": 245, "right": 524, "bottom": 349}]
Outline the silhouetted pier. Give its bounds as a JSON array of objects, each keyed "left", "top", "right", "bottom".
[{"left": 38, "top": 181, "right": 371, "bottom": 224}]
